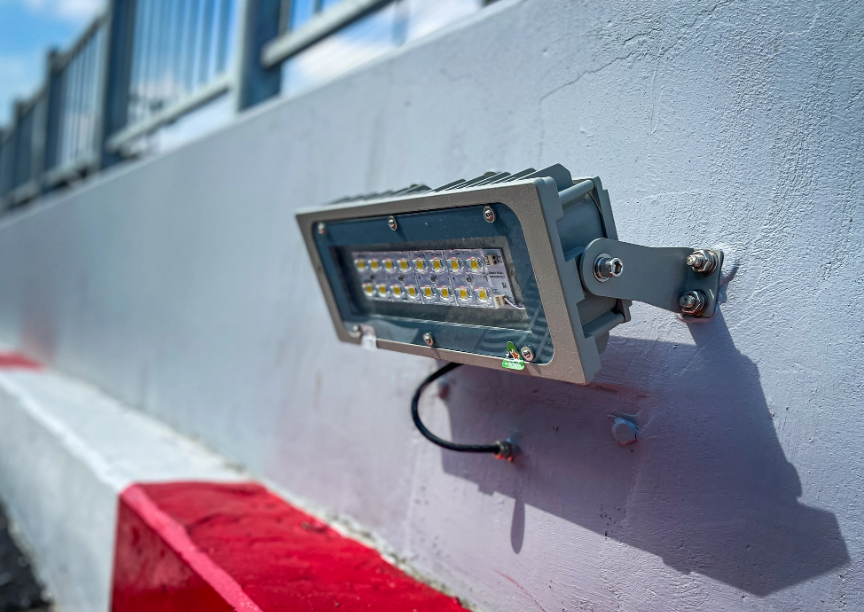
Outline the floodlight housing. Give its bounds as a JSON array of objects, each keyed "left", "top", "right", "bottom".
[{"left": 296, "top": 164, "right": 722, "bottom": 385}]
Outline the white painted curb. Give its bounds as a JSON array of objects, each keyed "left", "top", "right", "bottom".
[{"left": 0, "top": 364, "right": 245, "bottom": 612}]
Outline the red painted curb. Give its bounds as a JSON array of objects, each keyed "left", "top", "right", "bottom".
[
  {"left": 111, "top": 483, "right": 469, "bottom": 611},
  {"left": 0, "top": 352, "right": 41, "bottom": 370}
]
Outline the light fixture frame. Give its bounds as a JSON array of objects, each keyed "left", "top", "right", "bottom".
[{"left": 297, "top": 172, "right": 625, "bottom": 385}]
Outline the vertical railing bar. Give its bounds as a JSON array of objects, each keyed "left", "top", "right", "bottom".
[
  {"left": 198, "top": 0, "right": 214, "bottom": 85},
  {"left": 129, "top": 0, "right": 148, "bottom": 125},
  {"left": 279, "top": 0, "right": 292, "bottom": 33},
  {"left": 168, "top": 0, "right": 184, "bottom": 103},
  {"left": 139, "top": 0, "right": 156, "bottom": 122},
  {"left": 144, "top": 0, "right": 161, "bottom": 119},
  {"left": 82, "top": 34, "right": 95, "bottom": 161},
  {"left": 215, "top": 0, "right": 232, "bottom": 74},
  {"left": 68, "top": 54, "right": 80, "bottom": 166},
  {"left": 186, "top": 0, "right": 202, "bottom": 90},
  {"left": 58, "top": 63, "right": 68, "bottom": 168},
  {"left": 174, "top": 0, "right": 190, "bottom": 98},
  {"left": 90, "top": 25, "right": 106, "bottom": 161},
  {"left": 79, "top": 35, "right": 94, "bottom": 162}
]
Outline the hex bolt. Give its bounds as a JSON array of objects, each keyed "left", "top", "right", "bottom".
[
  {"left": 387, "top": 216, "right": 398, "bottom": 231},
  {"left": 593, "top": 254, "right": 624, "bottom": 282},
  {"left": 483, "top": 206, "right": 496, "bottom": 223},
  {"left": 686, "top": 249, "right": 718, "bottom": 275},
  {"left": 316, "top": 222, "right": 327, "bottom": 235},
  {"left": 423, "top": 332, "right": 435, "bottom": 347},
  {"left": 679, "top": 290, "right": 708, "bottom": 315},
  {"left": 520, "top": 346, "right": 535, "bottom": 362},
  {"left": 612, "top": 417, "right": 638, "bottom": 446}
]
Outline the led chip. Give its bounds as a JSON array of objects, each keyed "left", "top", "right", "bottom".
[
  {"left": 391, "top": 284, "right": 404, "bottom": 298},
  {"left": 363, "top": 282, "right": 375, "bottom": 296},
  {"left": 355, "top": 258, "right": 367, "bottom": 272},
  {"left": 383, "top": 259, "right": 395, "bottom": 273},
  {"left": 414, "top": 258, "right": 427, "bottom": 272},
  {"left": 406, "top": 285, "right": 418, "bottom": 299},
  {"left": 438, "top": 286, "right": 452, "bottom": 301},
  {"left": 448, "top": 257, "right": 461, "bottom": 272},
  {"left": 476, "top": 287, "right": 490, "bottom": 302},
  {"left": 398, "top": 258, "right": 411, "bottom": 271},
  {"left": 421, "top": 285, "right": 434, "bottom": 299},
  {"left": 369, "top": 259, "right": 380, "bottom": 272},
  {"left": 377, "top": 283, "right": 388, "bottom": 297},
  {"left": 466, "top": 257, "right": 483, "bottom": 272},
  {"left": 431, "top": 258, "right": 444, "bottom": 272},
  {"left": 456, "top": 286, "right": 472, "bottom": 303}
]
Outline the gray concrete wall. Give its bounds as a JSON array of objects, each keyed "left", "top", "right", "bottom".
[{"left": 0, "top": 0, "right": 862, "bottom": 609}]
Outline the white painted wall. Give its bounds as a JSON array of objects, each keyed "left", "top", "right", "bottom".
[{"left": 0, "top": 0, "right": 862, "bottom": 609}]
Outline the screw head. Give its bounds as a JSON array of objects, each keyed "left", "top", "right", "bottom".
[
  {"left": 679, "top": 290, "right": 708, "bottom": 315},
  {"left": 387, "top": 216, "right": 398, "bottom": 231},
  {"left": 350, "top": 324, "right": 361, "bottom": 337},
  {"left": 316, "top": 222, "right": 327, "bottom": 235},
  {"left": 520, "top": 346, "right": 535, "bottom": 362},
  {"left": 423, "top": 332, "right": 434, "bottom": 347},
  {"left": 483, "top": 206, "right": 496, "bottom": 223},
  {"left": 686, "top": 249, "right": 718, "bottom": 275},
  {"left": 612, "top": 417, "right": 638, "bottom": 446},
  {"left": 593, "top": 254, "right": 624, "bottom": 282}
]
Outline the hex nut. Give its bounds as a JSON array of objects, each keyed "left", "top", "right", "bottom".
[
  {"left": 612, "top": 417, "right": 638, "bottom": 446},
  {"left": 520, "top": 346, "right": 535, "bottom": 362},
  {"left": 483, "top": 206, "right": 496, "bottom": 223},
  {"left": 423, "top": 332, "right": 435, "bottom": 347},
  {"left": 388, "top": 216, "right": 398, "bottom": 231},
  {"left": 679, "top": 290, "right": 708, "bottom": 315},
  {"left": 593, "top": 254, "right": 624, "bottom": 282},
  {"left": 686, "top": 249, "right": 719, "bottom": 275}
]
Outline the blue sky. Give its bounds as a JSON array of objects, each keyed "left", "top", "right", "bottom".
[{"left": 0, "top": 0, "right": 102, "bottom": 125}]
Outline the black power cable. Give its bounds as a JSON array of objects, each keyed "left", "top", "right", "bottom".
[{"left": 411, "top": 362, "right": 515, "bottom": 460}]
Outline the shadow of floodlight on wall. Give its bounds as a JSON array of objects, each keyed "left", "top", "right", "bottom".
[{"left": 433, "top": 314, "right": 848, "bottom": 596}]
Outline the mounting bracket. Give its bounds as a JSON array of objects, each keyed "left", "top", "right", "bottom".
[{"left": 579, "top": 239, "right": 724, "bottom": 317}]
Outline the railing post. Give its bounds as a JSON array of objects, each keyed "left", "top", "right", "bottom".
[
  {"left": 234, "top": 0, "right": 282, "bottom": 112},
  {"left": 99, "top": 0, "right": 137, "bottom": 169},
  {"left": 42, "top": 49, "right": 63, "bottom": 190}
]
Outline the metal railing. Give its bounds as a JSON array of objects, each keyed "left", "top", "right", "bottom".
[{"left": 0, "top": 0, "right": 491, "bottom": 211}]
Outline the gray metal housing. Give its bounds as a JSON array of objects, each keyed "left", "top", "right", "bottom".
[{"left": 296, "top": 165, "right": 630, "bottom": 385}]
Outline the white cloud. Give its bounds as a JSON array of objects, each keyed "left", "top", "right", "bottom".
[
  {"left": 0, "top": 53, "right": 43, "bottom": 125},
  {"left": 18, "top": 0, "right": 104, "bottom": 22}
]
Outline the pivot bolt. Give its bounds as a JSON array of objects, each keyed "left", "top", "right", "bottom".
[
  {"left": 316, "top": 222, "right": 327, "bottom": 235},
  {"left": 593, "top": 254, "right": 624, "bottom": 282},
  {"left": 520, "top": 346, "right": 535, "bottom": 362},
  {"left": 388, "top": 216, "right": 398, "bottom": 231},
  {"left": 423, "top": 332, "right": 435, "bottom": 347},
  {"left": 679, "top": 290, "right": 708, "bottom": 315},
  {"left": 686, "top": 249, "right": 719, "bottom": 275},
  {"left": 483, "top": 206, "right": 496, "bottom": 223}
]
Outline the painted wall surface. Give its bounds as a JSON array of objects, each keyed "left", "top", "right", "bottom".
[{"left": 0, "top": 1, "right": 861, "bottom": 610}]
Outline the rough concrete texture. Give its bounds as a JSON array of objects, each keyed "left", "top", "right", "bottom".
[{"left": 0, "top": 0, "right": 861, "bottom": 610}]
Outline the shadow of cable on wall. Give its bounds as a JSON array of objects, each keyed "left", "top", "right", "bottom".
[{"left": 433, "top": 313, "right": 849, "bottom": 596}]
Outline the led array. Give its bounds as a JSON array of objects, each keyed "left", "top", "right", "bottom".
[{"left": 353, "top": 248, "right": 519, "bottom": 309}]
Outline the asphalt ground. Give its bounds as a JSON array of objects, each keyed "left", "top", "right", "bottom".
[{"left": 0, "top": 501, "right": 51, "bottom": 612}]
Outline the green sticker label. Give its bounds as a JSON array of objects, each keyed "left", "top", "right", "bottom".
[
  {"left": 502, "top": 358, "right": 525, "bottom": 371},
  {"left": 502, "top": 341, "right": 525, "bottom": 370}
]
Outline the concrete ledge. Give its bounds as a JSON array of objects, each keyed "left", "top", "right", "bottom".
[
  {"left": 0, "top": 353, "right": 469, "bottom": 611},
  {"left": 0, "top": 352, "right": 245, "bottom": 611}
]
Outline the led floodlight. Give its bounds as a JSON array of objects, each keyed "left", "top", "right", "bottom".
[{"left": 297, "top": 164, "right": 723, "bottom": 385}]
